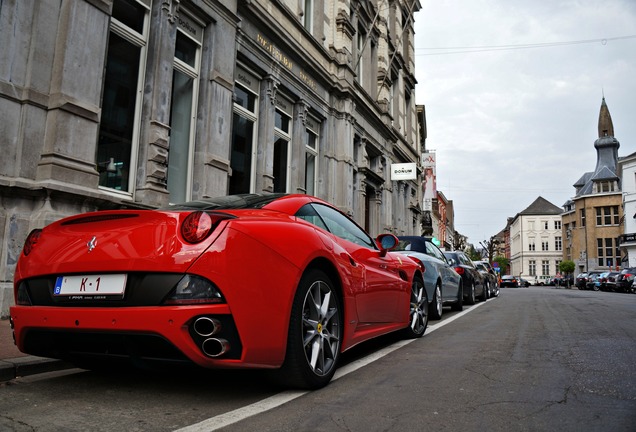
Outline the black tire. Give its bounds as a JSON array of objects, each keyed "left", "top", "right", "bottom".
[
  {"left": 451, "top": 282, "right": 464, "bottom": 311},
  {"left": 479, "top": 281, "right": 489, "bottom": 301},
  {"left": 465, "top": 281, "right": 476, "bottom": 305},
  {"left": 402, "top": 275, "right": 428, "bottom": 338},
  {"left": 277, "top": 269, "right": 342, "bottom": 390},
  {"left": 429, "top": 282, "right": 443, "bottom": 320}
]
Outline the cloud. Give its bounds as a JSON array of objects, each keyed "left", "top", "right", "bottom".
[{"left": 414, "top": 0, "right": 636, "bottom": 245}]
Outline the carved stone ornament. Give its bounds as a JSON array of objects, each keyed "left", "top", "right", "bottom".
[{"left": 162, "top": 0, "right": 180, "bottom": 24}]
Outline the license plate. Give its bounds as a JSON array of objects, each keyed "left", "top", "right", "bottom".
[{"left": 54, "top": 274, "right": 127, "bottom": 297}]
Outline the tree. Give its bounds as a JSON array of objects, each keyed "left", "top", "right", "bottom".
[
  {"left": 479, "top": 236, "right": 500, "bottom": 263},
  {"left": 492, "top": 255, "right": 510, "bottom": 275},
  {"left": 559, "top": 260, "right": 576, "bottom": 288},
  {"left": 466, "top": 244, "right": 482, "bottom": 261}
]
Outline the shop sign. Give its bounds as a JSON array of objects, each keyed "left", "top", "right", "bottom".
[{"left": 391, "top": 163, "right": 417, "bottom": 180}]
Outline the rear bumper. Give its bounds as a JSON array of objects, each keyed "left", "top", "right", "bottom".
[{"left": 9, "top": 304, "right": 281, "bottom": 369}]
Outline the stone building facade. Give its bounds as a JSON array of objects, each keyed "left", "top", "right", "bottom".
[
  {"left": 562, "top": 98, "right": 623, "bottom": 274},
  {"left": 0, "top": 0, "right": 424, "bottom": 315}
]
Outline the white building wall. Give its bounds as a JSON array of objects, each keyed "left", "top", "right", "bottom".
[
  {"left": 619, "top": 154, "right": 636, "bottom": 267},
  {"left": 510, "top": 214, "right": 564, "bottom": 283}
]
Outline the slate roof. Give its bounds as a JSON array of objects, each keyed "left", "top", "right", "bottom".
[
  {"left": 519, "top": 196, "right": 563, "bottom": 216},
  {"left": 572, "top": 98, "right": 621, "bottom": 197}
]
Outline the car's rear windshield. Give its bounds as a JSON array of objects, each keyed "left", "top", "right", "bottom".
[{"left": 163, "top": 193, "right": 287, "bottom": 210}]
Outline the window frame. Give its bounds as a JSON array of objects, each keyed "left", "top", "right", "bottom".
[
  {"left": 97, "top": 0, "right": 150, "bottom": 195},
  {"left": 168, "top": 20, "right": 202, "bottom": 203}
]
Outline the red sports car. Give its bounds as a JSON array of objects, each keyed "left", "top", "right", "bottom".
[{"left": 10, "top": 194, "right": 427, "bottom": 389}]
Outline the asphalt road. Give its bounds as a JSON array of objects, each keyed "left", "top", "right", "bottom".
[{"left": 1, "top": 287, "right": 634, "bottom": 432}]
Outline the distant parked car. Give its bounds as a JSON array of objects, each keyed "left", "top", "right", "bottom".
[
  {"left": 585, "top": 271, "right": 604, "bottom": 290},
  {"left": 473, "top": 261, "right": 500, "bottom": 298},
  {"left": 615, "top": 268, "right": 636, "bottom": 293},
  {"left": 593, "top": 272, "right": 611, "bottom": 291},
  {"left": 443, "top": 251, "right": 488, "bottom": 304},
  {"left": 519, "top": 278, "right": 531, "bottom": 287},
  {"left": 500, "top": 275, "right": 519, "bottom": 288},
  {"left": 602, "top": 271, "right": 621, "bottom": 292},
  {"left": 395, "top": 236, "right": 463, "bottom": 320},
  {"left": 575, "top": 273, "right": 588, "bottom": 290}
]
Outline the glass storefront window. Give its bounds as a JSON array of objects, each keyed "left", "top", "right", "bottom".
[
  {"left": 97, "top": 0, "right": 149, "bottom": 192},
  {"left": 167, "top": 28, "right": 200, "bottom": 203},
  {"left": 230, "top": 113, "right": 255, "bottom": 194},
  {"left": 97, "top": 33, "right": 141, "bottom": 191}
]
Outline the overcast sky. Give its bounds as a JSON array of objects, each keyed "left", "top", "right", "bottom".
[{"left": 413, "top": 0, "right": 636, "bottom": 247}]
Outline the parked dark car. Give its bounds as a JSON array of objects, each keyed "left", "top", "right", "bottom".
[
  {"left": 593, "top": 272, "right": 611, "bottom": 291},
  {"left": 551, "top": 275, "right": 574, "bottom": 287},
  {"left": 585, "top": 271, "right": 604, "bottom": 290},
  {"left": 473, "top": 260, "right": 500, "bottom": 298},
  {"left": 443, "top": 251, "right": 487, "bottom": 304},
  {"left": 575, "top": 273, "right": 588, "bottom": 289},
  {"left": 519, "top": 278, "right": 531, "bottom": 287},
  {"left": 395, "top": 236, "right": 463, "bottom": 319},
  {"left": 500, "top": 275, "right": 519, "bottom": 288},
  {"left": 615, "top": 268, "right": 636, "bottom": 293},
  {"left": 602, "top": 271, "right": 621, "bottom": 292}
]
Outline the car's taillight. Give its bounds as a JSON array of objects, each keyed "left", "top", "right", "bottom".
[
  {"left": 163, "top": 275, "right": 224, "bottom": 305},
  {"left": 454, "top": 267, "right": 465, "bottom": 275},
  {"left": 16, "top": 282, "right": 32, "bottom": 306},
  {"left": 181, "top": 212, "right": 232, "bottom": 243},
  {"left": 22, "top": 229, "right": 42, "bottom": 256}
]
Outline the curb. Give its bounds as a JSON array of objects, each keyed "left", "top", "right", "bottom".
[{"left": 0, "top": 356, "right": 74, "bottom": 382}]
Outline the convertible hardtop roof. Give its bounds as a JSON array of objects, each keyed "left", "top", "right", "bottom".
[{"left": 164, "top": 193, "right": 292, "bottom": 211}]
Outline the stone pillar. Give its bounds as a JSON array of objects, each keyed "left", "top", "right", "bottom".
[
  {"left": 35, "top": 0, "right": 108, "bottom": 187},
  {"left": 134, "top": 0, "right": 179, "bottom": 207},
  {"left": 255, "top": 75, "right": 279, "bottom": 193},
  {"left": 292, "top": 99, "right": 310, "bottom": 193}
]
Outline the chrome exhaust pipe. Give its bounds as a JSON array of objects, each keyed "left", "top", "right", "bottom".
[
  {"left": 201, "top": 338, "right": 230, "bottom": 357},
  {"left": 193, "top": 317, "right": 221, "bottom": 337}
]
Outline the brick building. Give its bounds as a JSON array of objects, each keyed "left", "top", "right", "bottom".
[{"left": 562, "top": 98, "right": 623, "bottom": 273}]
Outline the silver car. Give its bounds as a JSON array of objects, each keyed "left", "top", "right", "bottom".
[{"left": 395, "top": 236, "right": 463, "bottom": 320}]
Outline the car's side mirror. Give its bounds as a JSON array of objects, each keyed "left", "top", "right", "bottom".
[{"left": 376, "top": 233, "right": 398, "bottom": 257}]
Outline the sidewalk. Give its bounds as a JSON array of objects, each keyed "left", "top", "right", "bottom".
[{"left": 0, "top": 318, "right": 73, "bottom": 382}]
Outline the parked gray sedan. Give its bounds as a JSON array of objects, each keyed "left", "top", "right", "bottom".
[{"left": 395, "top": 236, "right": 463, "bottom": 320}]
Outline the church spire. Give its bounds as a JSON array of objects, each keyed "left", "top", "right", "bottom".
[{"left": 598, "top": 96, "right": 614, "bottom": 138}]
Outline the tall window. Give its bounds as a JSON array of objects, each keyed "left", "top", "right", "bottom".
[
  {"left": 541, "top": 240, "right": 549, "bottom": 251},
  {"left": 580, "top": 209, "right": 586, "bottom": 227},
  {"left": 168, "top": 21, "right": 201, "bottom": 203},
  {"left": 273, "top": 98, "right": 292, "bottom": 193},
  {"left": 555, "top": 236, "right": 562, "bottom": 251},
  {"left": 230, "top": 75, "right": 259, "bottom": 194},
  {"left": 303, "top": 0, "right": 313, "bottom": 33},
  {"left": 97, "top": 0, "right": 150, "bottom": 192},
  {"left": 356, "top": 26, "right": 366, "bottom": 85},
  {"left": 595, "top": 206, "right": 620, "bottom": 226},
  {"left": 528, "top": 240, "right": 536, "bottom": 251},
  {"left": 555, "top": 220, "right": 562, "bottom": 230},
  {"left": 542, "top": 260, "right": 550, "bottom": 276},
  {"left": 304, "top": 117, "right": 319, "bottom": 196},
  {"left": 544, "top": 221, "right": 549, "bottom": 230},
  {"left": 529, "top": 260, "right": 536, "bottom": 276},
  {"left": 597, "top": 238, "right": 619, "bottom": 267}
]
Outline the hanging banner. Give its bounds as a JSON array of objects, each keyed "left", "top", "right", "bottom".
[
  {"left": 391, "top": 163, "right": 417, "bottom": 180},
  {"left": 421, "top": 152, "right": 437, "bottom": 210}
]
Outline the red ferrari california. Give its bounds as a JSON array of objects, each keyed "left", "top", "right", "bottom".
[{"left": 10, "top": 194, "right": 427, "bottom": 389}]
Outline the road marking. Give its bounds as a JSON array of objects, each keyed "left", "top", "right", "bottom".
[{"left": 173, "top": 301, "right": 487, "bottom": 432}]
